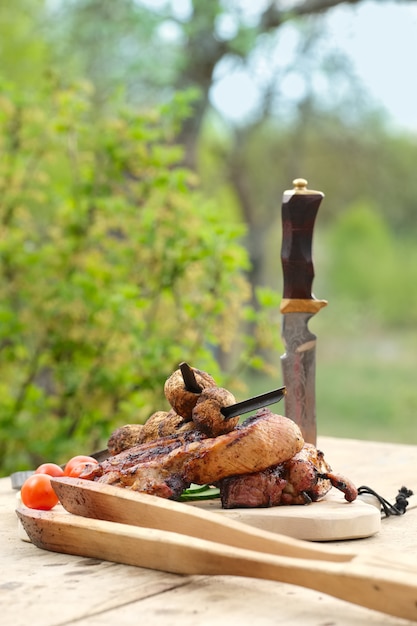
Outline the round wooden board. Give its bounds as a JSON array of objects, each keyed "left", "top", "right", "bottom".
[{"left": 192, "top": 492, "right": 381, "bottom": 541}]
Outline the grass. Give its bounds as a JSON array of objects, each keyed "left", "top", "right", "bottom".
[
  {"left": 243, "top": 325, "right": 417, "bottom": 445},
  {"left": 316, "top": 329, "right": 417, "bottom": 444}
]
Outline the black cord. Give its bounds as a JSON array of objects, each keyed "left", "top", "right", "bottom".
[{"left": 358, "top": 485, "right": 413, "bottom": 517}]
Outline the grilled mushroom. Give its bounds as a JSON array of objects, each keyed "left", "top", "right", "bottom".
[
  {"left": 108, "top": 410, "right": 196, "bottom": 455},
  {"left": 192, "top": 386, "right": 239, "bottom": 437},
  {"left": 164, "top": 366, "right": 216, "bottom": 419},
  {"left": 108, "top": 423, "right": 145, "bottom": 455},
  {"left": 142, "top": 409, "right": 196, "bottom": 440}
]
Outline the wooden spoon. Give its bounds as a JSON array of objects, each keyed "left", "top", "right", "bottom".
[{"left": 16, "top": 498, "right": 417, "bottom": 622}]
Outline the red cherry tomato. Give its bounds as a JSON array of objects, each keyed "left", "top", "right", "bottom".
[
  {"left": 20, "top": 474, "right": 59, "bottom": 510},
  {"left": 64, "top": 455, "right": 99, "bottom": 476},
  {"left": 67, "top": 461, "right": 97, "bottom": 478},
  {"left": 35, "top": 462, "right": 65, "bottom": 477}
]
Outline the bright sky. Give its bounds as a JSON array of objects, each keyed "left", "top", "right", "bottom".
[
  {"left": 325, "top": 1, "right": 417, "bottom": 132},
  {"left": 210, "top": 1, "right": 417, "bottom": 133}
]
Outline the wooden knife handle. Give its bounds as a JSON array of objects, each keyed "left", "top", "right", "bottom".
[{"left": 281, "top": 178, "right": 324, "bottom": 301}]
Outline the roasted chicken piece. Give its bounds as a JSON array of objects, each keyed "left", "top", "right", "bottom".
[
  {"left": 192, "top": 386, "right": 239, "bottom": 437},
  {"left": 164, "top": 366, "right": 216, "bottom": 420},
  {"left": 81, "top": 408, "right": 304, "bottom": 499},
  {"left": 219, "top": 442, "right": 358, "bottom": 508}
]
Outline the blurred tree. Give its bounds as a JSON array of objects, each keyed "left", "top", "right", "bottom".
[
  {"left": 46, "top": 0, "right": 176, "bottom": 107},
  {"left": 44, "top": 1, "right": 417, "bottom": 161},
  {"left": 42, "top": 0, "right": 417, "bottom": 294}
]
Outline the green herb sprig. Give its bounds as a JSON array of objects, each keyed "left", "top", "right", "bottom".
[{"left": 179, "top": 484, "right": 220, "bottom": 501}]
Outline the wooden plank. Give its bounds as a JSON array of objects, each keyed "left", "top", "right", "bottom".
[
  {"left": 16, "top": 504, "right": 417, "bottom": 621},
  {"left": 0, "top": 489, "right": 191, "bottom": 626},
  {"left": 74, "top": 575, "right": 410, "bottom": 626}
]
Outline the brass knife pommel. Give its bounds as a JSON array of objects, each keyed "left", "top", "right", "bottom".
[{"left": 284, "top": 178, "right": 323, "bottom": 197}]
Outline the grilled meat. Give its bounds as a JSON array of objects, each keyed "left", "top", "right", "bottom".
[
  {"left": 81, "top": 408, "right": 304, "bottom": 499},
  {"left": 219, "top": 443, "right": 357, "bottom": 508},
  {"left": 220, "top": 466, "right": 288, "bottom": 508}
]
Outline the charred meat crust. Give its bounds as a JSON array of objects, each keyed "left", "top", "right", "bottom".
[
  {"left": 325, "top": 472, "right": 358, "bottom": 502},
  {"left": 81, "top": 409, "right": 304, "bottom": 499},
  {"left": 108, "top": 424, "right": 146, "bottom": 456}
]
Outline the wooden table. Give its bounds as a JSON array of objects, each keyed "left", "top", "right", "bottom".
[{"left": 1, "top": 436, "right": 417, "bottom": 626}]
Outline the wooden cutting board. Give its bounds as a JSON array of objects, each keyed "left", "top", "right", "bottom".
[
  {"left": 17, "top": 485, "right": 381, "bottom": 544},
  {"left": 192, "top": 491, "right": 381, "bottom": 541}
]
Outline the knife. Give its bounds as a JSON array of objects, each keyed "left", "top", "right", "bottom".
[{"left": 280, "top": 178, "right": 327, "bottom": 445}]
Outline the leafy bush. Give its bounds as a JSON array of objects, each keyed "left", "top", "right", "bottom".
[{"left": 0, "top": 81, "right": 277, "bottom": 474}]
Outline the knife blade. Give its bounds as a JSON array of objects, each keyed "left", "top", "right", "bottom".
[{"left": 280, "top": 178, "right": 327, "bottom": 445}]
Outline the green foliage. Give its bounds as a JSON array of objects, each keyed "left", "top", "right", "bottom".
[
  {"left": 327, "top": 201, "right": 393, "bottom": 300},
  {"left": 2, "top": 0, "right": 417, "bottom": 461},
  {"left": 0, "top": 0, "right": 51, "bottom": 89},
  {"left": 326, "top": 201, "right": 417, "bottom": 328},
  {"left": 0, "top": 80, "right": 277, "bottom": 475}
]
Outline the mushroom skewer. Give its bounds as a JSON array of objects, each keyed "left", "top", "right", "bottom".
[
  {"left": 175, "top": 362, "right": 287, "bottom": 437},
  {"left": 110, "top": 365, "right": 287, "bottom": 455},
  {"left": 177, "top": 361, "right": 286, "bottom": 420},
  {"left": 164, "top": 364, "right": 216, "bottom": 419}
]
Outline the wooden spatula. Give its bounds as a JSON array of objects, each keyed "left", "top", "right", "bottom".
[
  {"left": 17, "top": 478, "right": 417, "bottom": 620},
  {"left": 16, "top": 496, "right": 417, "bottom": 623}
]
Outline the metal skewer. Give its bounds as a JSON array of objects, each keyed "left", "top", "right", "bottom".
[
  {"left": 221, "top": 386, "right": 286, "bottom": 419},
  {"left": 179, "top": 362, "right": 203, "bottom": 393}
]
